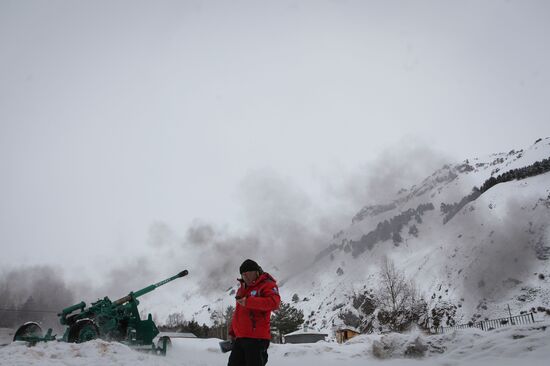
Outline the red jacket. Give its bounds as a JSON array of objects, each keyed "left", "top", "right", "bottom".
[{"left": 229, "top": 272, "right": 280, "bottom": 340}]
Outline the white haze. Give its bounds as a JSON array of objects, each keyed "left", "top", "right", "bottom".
[{"left": 1, "top": 0, "right": 549, "bottom": 292}]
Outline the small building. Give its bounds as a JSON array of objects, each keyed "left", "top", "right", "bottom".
[
  {"left": 283, "top": 327, "right": 328, "bottom": 344},
  {"left": 334, "top": 327, "right": 360, "bottom": 344}
]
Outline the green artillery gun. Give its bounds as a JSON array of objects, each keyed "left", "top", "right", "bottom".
[{"left": 13, "top": 269, "right": 188, "bottom": 355}]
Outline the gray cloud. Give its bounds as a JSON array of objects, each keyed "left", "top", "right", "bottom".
[
  {"left": 96, "top": 257, "right": 156, "bottom": 301},
  {"left": 133, "top": 141, "right": 453, "bottom": 296},
  {"left": 340, "top": 140, "right": 452, "bottom": 208},
  {"left": 462, "top": 197, "right": 542, "bottom": 300},
  {"left": 186, "top": 222, "right": 216, "bottom": 246},
  {"left": 147, "top": 221, "right": 176, "bottom": 249},
  {"left": 0, "top": 266, "right": 75, "bottom": 329}
]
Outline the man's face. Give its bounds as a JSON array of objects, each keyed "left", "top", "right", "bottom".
[{"left": 242, "top": 271, "right": 259, "bottom": 286}]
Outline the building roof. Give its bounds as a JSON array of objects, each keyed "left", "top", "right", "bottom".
[
  {"left": 335, "top": 326, "right": 360, "bottom": 333},
  {"left": 284, "top": 329, "right": 328, "bottom": 337},
  {"left": 157, "top": 332, "right": 197, "bottom": 338}
]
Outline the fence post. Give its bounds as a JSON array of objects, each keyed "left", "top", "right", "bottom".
[
  {"left": 480, "top": 322, "right": 484, "bottom": 331},
  {"left": 530, "top": 313, "right": 534, "bottom": 323}
]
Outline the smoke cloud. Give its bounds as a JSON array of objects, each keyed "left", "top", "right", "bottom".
[
  {"left": 0, "top": 266, "right": 75, "bottom": 329},
  {"left": 149, "top": 140, "right": 451, "bottom": 296},
  {"left": 0, "top": 141, "right": 457, "bottom": 309},
  {"left": 353, "top": 142, "right": 452, "bottom": 205},
  {"left": 462, "top": 197, "right": 543, "bottom": 300}
]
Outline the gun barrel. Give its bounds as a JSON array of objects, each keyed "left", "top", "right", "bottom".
[
  {"left": 150, "top": 270, "right": 188, "bottom": 289},
  {"left": 113, "top": 269, "right": 188, "bottom": 305}
]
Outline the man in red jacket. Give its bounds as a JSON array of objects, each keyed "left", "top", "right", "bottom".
[{"left": 228, "top": 259, "right": 280, "bottom": 366}]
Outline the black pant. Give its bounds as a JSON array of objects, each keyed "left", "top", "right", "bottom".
[{"left": 227, "top": 338, "right": 270, "bottom": 366}]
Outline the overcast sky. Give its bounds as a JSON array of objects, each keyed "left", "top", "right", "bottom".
[{"left": 1, "top": 0, "right": 549, "bottom": 273}]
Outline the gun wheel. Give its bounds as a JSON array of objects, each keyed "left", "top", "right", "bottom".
[
  {"left": 157, "top": 335, "right": 172, "bottom": 349},
  {"left": 68, "top": 319, "right": 99, "bottom": 343},
  {"left": 13, "top": 322, "right": 43, "bottom": 342}
]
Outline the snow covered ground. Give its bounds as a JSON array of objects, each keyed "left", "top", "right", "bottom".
[{"left": 2, "top": 322, "right": 550, "bottom": 366}]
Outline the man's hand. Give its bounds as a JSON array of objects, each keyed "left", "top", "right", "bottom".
[{"left": 236, "top": 296, "right": 246, "bottom": 307}]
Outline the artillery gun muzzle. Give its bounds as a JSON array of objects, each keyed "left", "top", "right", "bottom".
[{"left": 177, "top": 270, "right": 189, "bottom": 277}]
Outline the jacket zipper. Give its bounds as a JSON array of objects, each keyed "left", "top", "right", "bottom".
[{"left": 249, "top": 312, "right": 256, "bottom": 331}]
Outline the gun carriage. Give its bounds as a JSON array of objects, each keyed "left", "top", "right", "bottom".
[{"left": 13, "top": 269, "right": 189, "bottom": 355}]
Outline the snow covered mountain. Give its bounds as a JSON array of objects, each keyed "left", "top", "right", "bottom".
[
  {"left": 183, "top": 137, "right": 550, "bottom": 334},
  {"left": 278, "top": 137, "right": 550, "bottom": 333}
]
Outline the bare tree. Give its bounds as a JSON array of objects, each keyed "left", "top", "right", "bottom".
[
  {"left": 378, "top": 257, "right": 406, "bottom": 312},
  {"left": 165, "top": 312, "right": 186, "bottom": 330},
  {"left": 377, "top": 257, "right": 424, "bottom": 331},
  {"left": 210, "top": 305, "right": 234, "bottom": 339}
]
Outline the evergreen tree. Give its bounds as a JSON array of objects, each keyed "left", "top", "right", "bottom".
[
  {"left": 201, "top": 323, "right": 210, "bottom": 338},
  {"left": 271, "top": 301, "right": 304, "bottom": 339},
  {"left": 224, "top": 305, "right": 235, "bottom": 325},
  {"left": 184, "top": 319, "right": 202, "bottom": 337}
]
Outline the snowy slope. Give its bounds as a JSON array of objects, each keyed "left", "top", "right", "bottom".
[{"left": 2, "top": 321, "right": 550, "bottom": 365}]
